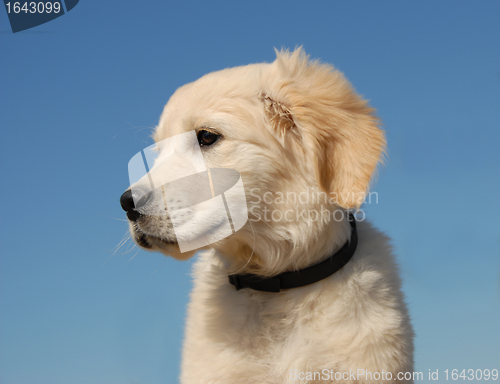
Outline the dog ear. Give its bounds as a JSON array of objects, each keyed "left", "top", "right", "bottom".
[
  {"left": 267, "top": 48, "right": 386, "bottom": 209},
  {"left": 259, "top": 92, "right": 297, "bottom": 138},
  {"left": 312, "top": 106, "right": 386, "bottom": 209}
]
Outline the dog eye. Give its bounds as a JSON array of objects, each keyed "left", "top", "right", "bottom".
[{"left": 197, "top": 129, "right": 221, "bottom": 147}]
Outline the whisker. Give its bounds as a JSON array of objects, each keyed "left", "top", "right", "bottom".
[
  {"left": 150, "top": 256, "right": 167, "bottom": 275},
  {"left": 102, "top": 231, "right": 133, "bottom": 266},
  {"left": 111, "top": 123, "right": 157, "bottom": 142},
  {"left": 93, "top": 209, "right": 131, "bottom": 222},
  {"left": 125, "top": 248, "right": 141, "bottom": 263}
]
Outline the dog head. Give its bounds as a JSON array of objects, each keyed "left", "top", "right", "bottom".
[{"left": 120, "top": 48, "right": 385, "bottom": 273}]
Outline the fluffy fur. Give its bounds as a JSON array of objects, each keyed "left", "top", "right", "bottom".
[{"left": 126, "top": 48, "right": 414, "bottom": 383}]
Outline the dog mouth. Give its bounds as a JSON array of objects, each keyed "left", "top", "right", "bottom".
[{"left": 132, "top": 223, "right": 177, "bottom": 250}]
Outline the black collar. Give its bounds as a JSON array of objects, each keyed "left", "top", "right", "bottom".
[{"left": 228, "top": 214, "right": 358, "bottom": 292}]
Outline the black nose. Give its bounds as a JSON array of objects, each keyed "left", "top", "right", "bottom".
[
  {"left": 120, "top": 189, "right": 135, "bottom": 211},
  {"left": 120, "top": 189, "right": 141, "bottom": 221}
]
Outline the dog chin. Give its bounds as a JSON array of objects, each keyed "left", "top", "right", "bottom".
[
  {"left": 143, "top": 236, "right": 196, "bottom": 260},
  {"left": 129, "top": 223, "right": 191, "bottom": 260},
  {"left": 152, "top": 239, "right": 196, "bottom": 260}
]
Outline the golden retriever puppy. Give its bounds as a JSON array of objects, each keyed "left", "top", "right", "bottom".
[{"left": 120, "top": 48, "right": 414, "bottom": 383}]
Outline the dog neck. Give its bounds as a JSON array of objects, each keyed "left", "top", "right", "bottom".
[
  {"left": 228, "top": 214, "right": 357, "bottom": 292},
  {"left": 216, "top": 210, "right": 353, "bottom": 279}
]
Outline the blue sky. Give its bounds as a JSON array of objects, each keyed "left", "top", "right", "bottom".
[{"left": 1, "top": 1, "right": 499, "bottom": 383}]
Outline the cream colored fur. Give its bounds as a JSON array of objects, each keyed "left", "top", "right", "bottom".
[{"left": 129, "top": 48, "right": 414, "bottom": 383}]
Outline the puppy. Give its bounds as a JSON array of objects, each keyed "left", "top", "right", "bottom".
[{"left": 120, "top": 48, "right": 414, "bottom": 383}]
